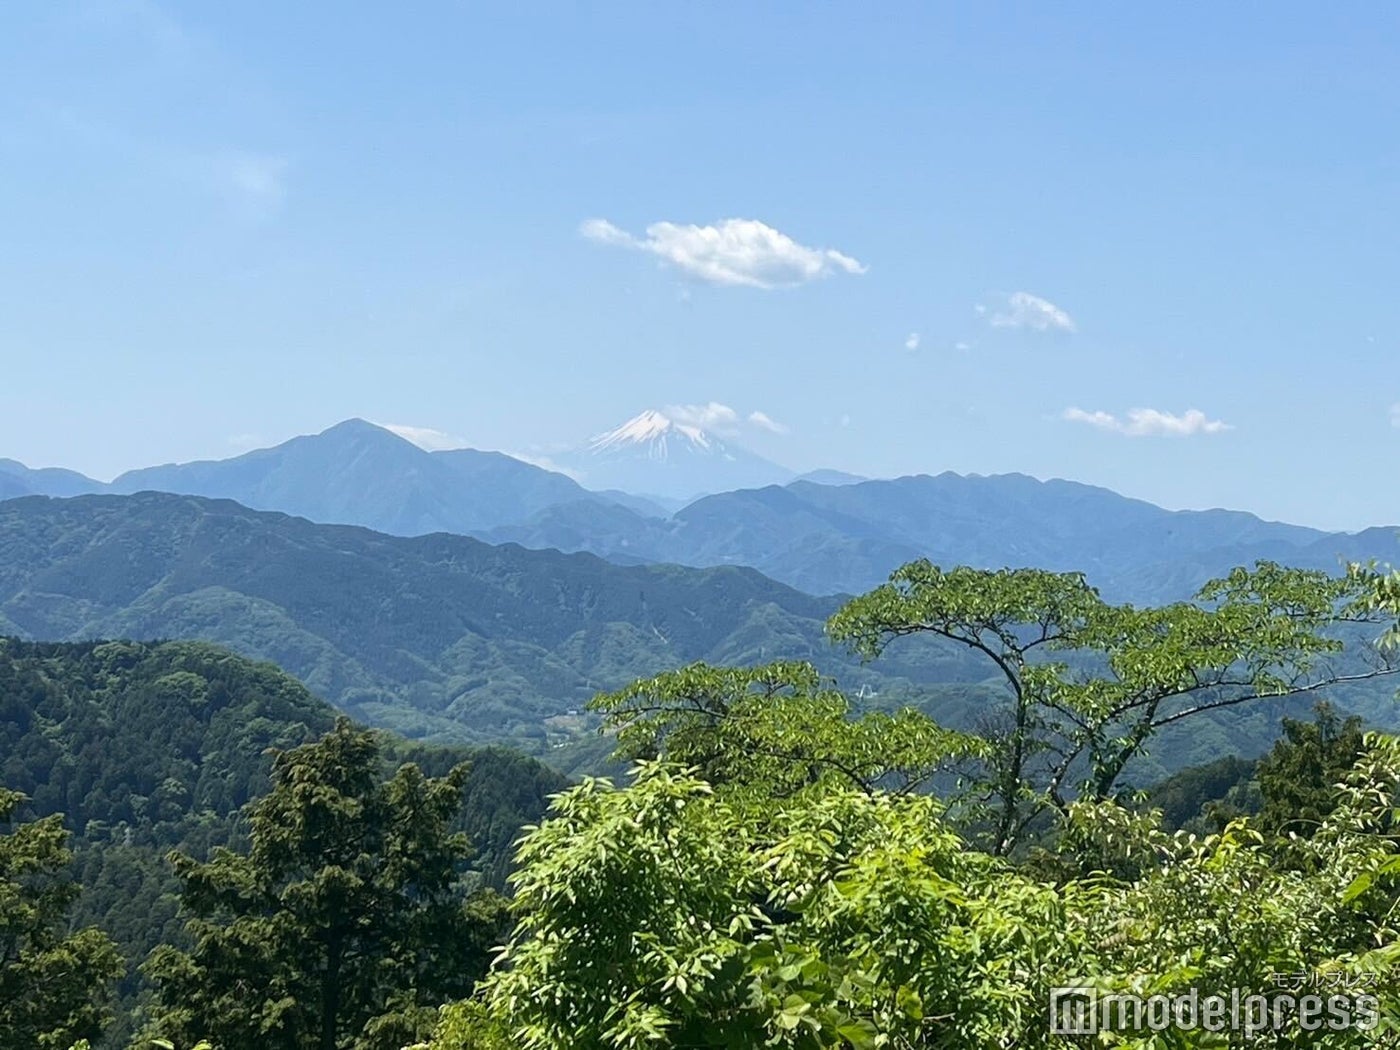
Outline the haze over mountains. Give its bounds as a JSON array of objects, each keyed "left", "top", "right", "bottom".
[{"left": 2, "top": 416, "right": 1397, "bottom": 605}]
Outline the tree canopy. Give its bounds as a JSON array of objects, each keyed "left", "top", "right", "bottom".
[
  {"left": 141, "top": 720, "right": 509, "bottom": 1050},
  {"left": 0, "top": 789, "right": 123, "bottom": 1049},
  {"left": 419, "top": 558, "right": 1400, "bottom": 1048}
]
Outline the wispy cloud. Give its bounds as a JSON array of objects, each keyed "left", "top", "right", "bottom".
[
  {"left": 747, "top": 410, "right": 790, "bottom": 435},
  {"left": 581, "top": 217, "right": 866, "bottom": 289},
  {"left": 1062, "top": 407, "right": 1232, "bottom": 437},
  {"left": 379, "top": 423, "right": 469, "bottom": 451},
  {"left": 904, "top": 332, "right": 921, "bottom": 351},
  {"left": 40, "top": 106, "right": 289, "bottom": 221},
  {"left": 665, "top": 401, "right": 790, "bottom": 437},
  {"left": 986, "top": 291, "right": 1076, "bottom": 333},
  {"left": 666, "top": 402, "right": 740, "bottom": 431},
  {"left": 1390, "top": 403, "right": 1400, "bottom": 428},
  {"left": 218, "top": 150, "right": 288, "bottom": 215}
]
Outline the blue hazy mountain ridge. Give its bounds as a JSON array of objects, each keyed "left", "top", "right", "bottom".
[
  {"left": 0, "top": 458, "right": 103, "bottom": 498},
  {"left": 108, "top": 419, "right": 609, "bottom": 535},
  {"left": 4, "top": 417, "right": 1396, "bottom": 605},
  {"left": 482, "top": 473, "right": 1396, "bottom": 604},
  {"left": 793, "top": 469, "right": 870, "bottom": 486}
]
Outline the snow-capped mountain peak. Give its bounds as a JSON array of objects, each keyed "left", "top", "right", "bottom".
[
  {"left": 561, "top": 409, "right": 793, "bottom": 499},
  {"left": 588, "top": 410, "right": 711, "bottom": 459}
]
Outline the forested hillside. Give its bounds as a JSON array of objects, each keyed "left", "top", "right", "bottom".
[
  {"left": 2, "top": 492, "right": 1395, "bottom": 782},
  {"left": 0, "top": 492, "right": 989, "bottom": 750},
  {"left": 0, "top": 638, "right": 563, "bottom": 1046}
]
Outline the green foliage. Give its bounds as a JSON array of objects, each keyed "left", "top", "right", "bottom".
[
  {"left": 0, "top": 638, "right": 563, "bottom": 1047},
  {"left": 436, "top": 763, "right": 1094, "bottom": 1050},
  {"left": 430, "top": 743, "right": 1400, "bottom": 1047},
  {"left": 1143, "top": 754, "right": 1259, "bottom": 833},
  {"left": 1256, "top": 701, "right": 1368, "bottom": 842},
  {"left": 141, "top": 720, "right": 510, "bottom": 1050},
  {"left": 416, "top": 558, "right": 1400, "bottom": 1048},
  {"left": 0, "top": 789, "right": 123, "bottom": 1049},
  {"left": 591, "top": 661, "right": 984, "bottom": 800},
  {"left": 0, "top": 491, "right": 913, "bottom": 750},
  {"left": 827, "top": 559, "right": 1399, "bottom": 853}
]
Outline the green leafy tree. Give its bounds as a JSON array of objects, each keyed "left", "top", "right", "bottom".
[
  {"left": 0, "top": 790, "right": 123, "bottom": 1049},
  {"left": 1256, "top": 701, "right": 1367, "bottom": 841},
  {"left": 142, "top": 720, "right": 509, "bottom": 1050},
  {"left": 418, "top": 562, "right": 1400, "bottom": 1049},
  {"left": 828, "top": 560, "right": 1398, "bottom": 853},
  {"left": 427, "top": 750, "right": 1400, "bottom": 1049},
  {"left": 591, "top": 661, "right": 984, "bottom": 802}
]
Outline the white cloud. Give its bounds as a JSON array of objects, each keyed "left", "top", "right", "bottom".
[
  {"left": 904, "top": 332, "right": 921, "bottom": 351},
  {"left": 954, "top": 341, "right": 972, "bottom": 352},
  {"left": 988, "top": 291, "right": 1076, "bottom": 333},
  {"left": 664, "top": 402, "right": 789, "bottom": 437},
  {"left": 380, "top": 423, "right": 469, "bottom": 451},
  {"left": 666, "top": 402, "right": 740, "bottom": 431},
  {"left": 1062, "top": 407, "right": 1232, "bottom": 437},
  {"left": 748, "top": 410, "right": 790, "bottom": 435},
  {"left": 581, "top": 217, "right": 866, "bottom": 289}
]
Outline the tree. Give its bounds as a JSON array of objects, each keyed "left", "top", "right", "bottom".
[
  {"left": 142, "top": 719, "right": 509, "bottom": 1050},
  {"left": 419, "top": 561, "right": 1400, "bottom": 1048},
  {"left": 827, "top": 560, "right": 1399, "bottom": 853},
  {"left": 1255, "top": 700, "right": 1367, "bottom": 841},
  {"left": 426, "top": 755, "right": 1400, "bottom": 1049},
  {"left": 591, "top": 661, "right": 983, "bottom": 803},
  {"left": 0, "top": 790, "right": 123, "bottom": 1049}
]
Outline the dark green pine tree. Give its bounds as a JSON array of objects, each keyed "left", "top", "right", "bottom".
[
  {"left": 0, "top": 789, "right": 123, "bottom": 1049},
  {"left": 141, "top": 719, "right": 510, "bottom": 1050}
]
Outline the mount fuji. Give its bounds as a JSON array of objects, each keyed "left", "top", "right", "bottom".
[{"left": 557, "top": 409, "right": 794, "bottom": 499}]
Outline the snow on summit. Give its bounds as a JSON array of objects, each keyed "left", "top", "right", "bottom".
[
  {"left": 561, "top": 409, "right": 792, "bottom": 499},
  {"left": 588, "top": 410, "right": 713, "bottom": 458}
]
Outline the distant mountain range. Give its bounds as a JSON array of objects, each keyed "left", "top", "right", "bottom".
[
  {"left": 1, "top": 491, "right": 1386, "bottom": 783},
  {"left": 3, "top": 418, "right": 1396, "bottom": 604},
  {"left": 481, "top": 474, "right": 1400, "bottom": 603}
]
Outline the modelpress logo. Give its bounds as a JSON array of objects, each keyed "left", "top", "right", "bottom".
[{"left": 1049, "top": 980, "right": 1381, "bottom": 1038}]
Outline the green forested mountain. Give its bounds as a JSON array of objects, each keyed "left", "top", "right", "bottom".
[
  {"left": 1, "top": 491, "right": 1394, "bottom": 782},
  {"left": 0, "top": 491, "right": 990, "bottom": 750},
  {"left": 0, "top": 638, "right": 564, "bottom": 1046}
]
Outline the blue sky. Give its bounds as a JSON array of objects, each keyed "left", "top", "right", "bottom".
[{"left": 2, "top": 2, "right": 1398, "bottom": 529}]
